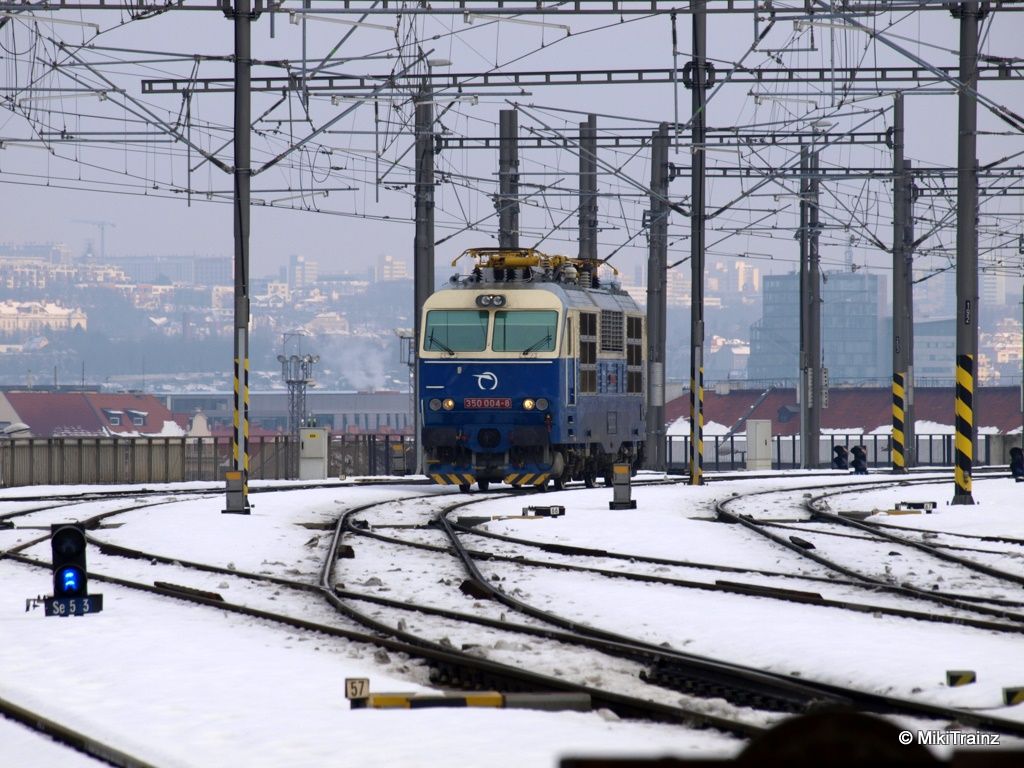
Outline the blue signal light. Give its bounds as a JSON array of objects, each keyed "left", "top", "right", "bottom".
[{"left": 59, "top": 567, "right": 83, "bottom": 595}]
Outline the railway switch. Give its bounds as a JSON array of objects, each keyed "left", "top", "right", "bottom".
[
  {"left": 609, "top": 463, "right": 637, "bottom": 510},
  {"left": 45, "top": 524, "right": 103, "bottom": 617}
]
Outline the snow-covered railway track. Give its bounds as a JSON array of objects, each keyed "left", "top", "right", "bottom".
[
  {"left": 337, "top": 491, "right": 1024, "bottom": 740},
  {"left": 716, "top": 477, "right": 1024, "bottom": 622},
  {"left": 0, "top": 691, "right": 156, "bottom": 768},
  {"left": 5, "top": 486, "right": 765, "bottom": 743}
]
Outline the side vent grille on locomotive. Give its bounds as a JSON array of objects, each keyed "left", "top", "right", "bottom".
[{"left": 600, "top": 310, "right": 624, "bottom": 352}]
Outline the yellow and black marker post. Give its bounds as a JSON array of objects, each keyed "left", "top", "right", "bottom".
[
  {"left": 892, "top": 372, "right": 908, "bottom": 472},
  {"left": 225, "top": 0, "right": 253, "bottom": 515},
  {"left": 950, "top": 2, "right": 983, "bottom": 505},
  {"left": 953, "top": 354, "right": 975, "bottom": 505},
  {"left": 689, "top": 365, "right": 704, "bottom": 486}
]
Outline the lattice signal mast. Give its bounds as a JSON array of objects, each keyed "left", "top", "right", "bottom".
[{"left": 277, "top": 351, "right": 318, "bottom": 477}]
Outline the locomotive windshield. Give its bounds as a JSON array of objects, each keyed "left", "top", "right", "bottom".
[
  {"left": 424, "top": 310, "right": 489, "bottom": 352},
  {"left": 492, "top": 310, "right": 558, "bottom": 353}
]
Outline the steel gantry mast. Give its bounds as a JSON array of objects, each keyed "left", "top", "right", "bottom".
[
  {"left": 688, "top": 1, "right": 708, "bottom": 485},
  {"left": 952, "top": 1, "right": 984, "bottom": 505},
  {"left": 891, "top": 93, "right": 916, "bottom": 472},
  {"left": 798, "top": 146, "right": 822, "bottom": 469},
  {"left": 646, "top": 124, "right": 670, "bottom": 472},
  {"left": 225, "top": 0, "right": 255, "bottom": 513},
  {"left": 578, "top": 114, "right": 599, "bottom": 265},
  {"left": 497, "top": 109, "right": 520, "bottom": 249},
  {"left": 413, "top": 77, "right": 435, "bottom": 475}
]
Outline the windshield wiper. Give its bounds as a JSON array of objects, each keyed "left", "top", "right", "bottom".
[
  {"left": 428, "top": 331, "right": 456, "bottom": 356},
  {"left": 521, "top": 333, "right": 552, "bottom": 357}
]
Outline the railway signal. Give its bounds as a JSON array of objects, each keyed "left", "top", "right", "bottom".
[{"left": 45, "top": 524, "right": 103, "bottom": 617}]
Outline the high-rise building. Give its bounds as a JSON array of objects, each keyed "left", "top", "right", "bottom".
[
  {"left": 376, "top": 254, "right": 409, "bottom": 282},
  {"left": 747, "top": 271, "right": 888, "bottom": 384},
  {"left": 289, "top": 255, "right": 319, "bottom": 291}
]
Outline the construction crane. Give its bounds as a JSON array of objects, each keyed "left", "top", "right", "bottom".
[{"left": 73, "top": 220, "right": 116, "bottom": 261}]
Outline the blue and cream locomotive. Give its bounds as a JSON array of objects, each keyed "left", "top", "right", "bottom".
[{"left": 419, "top": 248, "right": 646, "bottom": 491}]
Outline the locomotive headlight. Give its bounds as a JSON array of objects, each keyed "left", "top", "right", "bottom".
[
  {"left": 536, "top": 398, "right": 549, "bottom": 411},
  {"left": 475, "top": 294, "right": 507, "bottom": 307},
  {"left": 442, "top": 398, "right": 456, "bottom": 411},
  {"left": 523, "top": 398, "right": 536, "bottom": 411},
  {"left": 429, "top": 398, "right": 442, "bottom": 411}
]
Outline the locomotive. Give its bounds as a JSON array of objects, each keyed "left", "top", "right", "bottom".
[{"left": 418, "top": 248, "right": 646, "bottom": 491}]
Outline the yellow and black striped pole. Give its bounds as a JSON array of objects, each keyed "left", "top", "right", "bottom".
[
  {"left": 954, "top": 354, "right": 975, "bottom": 504},
  {"left": 892, "top": 372, "right": 907, "bottom": 472},
  {"left": 687, "top": 5, "right": 708, "bottom": 487},
  {"left": 689, "top": 364, "right": 704, "bottom": 486},
  {"left": 951, "top": 2, "right": 983, "bottom": 505},
  {"left": 226, "top": 0, "right": 252, "bottom": 514}
]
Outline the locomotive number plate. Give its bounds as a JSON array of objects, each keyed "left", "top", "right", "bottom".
[{"left": 464, "top": 397, "right": 512, "bottom": 409}]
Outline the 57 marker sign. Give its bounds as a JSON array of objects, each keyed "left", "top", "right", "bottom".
[{"left": 345, "top": 678, "right": 370, "bottom": 700}]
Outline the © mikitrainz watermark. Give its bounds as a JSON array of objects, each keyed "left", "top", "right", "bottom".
[{"left": 899, "top": 730, "right": 1000, "bottom": 747}]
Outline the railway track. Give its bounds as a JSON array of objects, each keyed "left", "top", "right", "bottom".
[
  {"left": 716, "top": 476, "right": 1024, "bottom": 623},
  {"left": 336, "top": 482, "right": 1024, "bottom": 736},
  {"left": 3, "top": 472, "right": 1022, "bottom": 765},
  {"left": 0, "top": 483, "right": 755, "bottom": 765}
]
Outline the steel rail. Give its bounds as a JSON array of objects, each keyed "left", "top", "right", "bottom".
[
  {"left": 806, "top": 488, "right": 1024, "bottom": 588},
  {"left": 715, "top": 477, "right": 1024, "bottom": 623},
  {"left": 433, "top": 494, "right": 1024, "bottom": 736},
  {"left": 7, "top": 489, "right": 762, "bottom": 738}
]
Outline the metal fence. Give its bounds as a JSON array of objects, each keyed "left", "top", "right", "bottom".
[
  {"left": 666, "top": 433, "right": 1007, "bottom": 472},
  {"left": 0, "top": 433, "right": 418, "bottom": 487},
  {"left": 329, "top": 434, "right": 415, "bottom": 478},
  {"left": 0, "top": 436, "right": 291, "bottom": 487},
  {"left": 0, "top": 431, "right": 1013, "bottom": 487}
]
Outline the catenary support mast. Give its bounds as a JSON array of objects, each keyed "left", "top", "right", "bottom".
[
  {"left": 413, "top": 79, "right": 435, "bottom": 474},
  {"left": 798, "top": 146, "right": 821, "bottom": 469},
  {"left": 688, "top": 0, "right": 707, "bottom": 485},
  {"left": 952, "top": 1, "right": 983, "bottom": 505},
  {"left": 809, "top": 149, "right": 822, "bottom": 468},
  {"left": 891, "top": 93, "right": 916, "bottom": 471},
  {"left": 227, "top": 0, "right": 253, "bottom": 513},
  {"left": 646, "top": 123, "right": 669, "bottom": 471},
  {"left": 498, "top": 109, "right": 520, "bottom": 249},
  {"left": 578, "top": 114, "right": 598, "bottom": 263}
]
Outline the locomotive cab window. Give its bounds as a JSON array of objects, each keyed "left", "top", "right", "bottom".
[
  {"left": 424, "top": 310, "right": 489, "bottom": 352},
  {"left": 493, "top": 310, "right": 558, "bottom": 353}
]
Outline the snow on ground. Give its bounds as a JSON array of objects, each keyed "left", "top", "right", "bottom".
[{"left": 2, "top": 472, "right": 1023, "bottom": 766}]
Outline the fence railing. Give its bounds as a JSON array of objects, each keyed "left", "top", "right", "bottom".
[
  {"left": 0, "top": 436, "right": 291, "bottom": 487},
  {"left": 0, "top": 432, "right": 1012, "bottom": 487},
  {"left": 329, "top": 434, "right": 415, "bottom": 478},
  {"left": 0, "top": 434, "right": 419, "bottom": 488},
  {"left": 666, "top": 433, "right": 1005, "bottom": 472}
]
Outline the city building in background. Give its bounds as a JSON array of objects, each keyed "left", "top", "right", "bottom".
[{"left": 748, "top": 271, "right": 888, "bottom": 385}]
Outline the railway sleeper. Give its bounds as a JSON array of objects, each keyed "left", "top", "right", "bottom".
[{"left": 641, "top": 659, "right": 816, "bottom": 714}]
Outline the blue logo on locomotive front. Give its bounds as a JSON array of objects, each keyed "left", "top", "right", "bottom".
[{"left": 420, "top": 359, "right": 562, "bottom": 454}]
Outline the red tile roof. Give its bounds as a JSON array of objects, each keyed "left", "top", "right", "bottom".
[
  {"left": 4, "top": 392, "right": 180, "bottom": 437},
  {"left": 667, "top": 386, "right": 1023, "bottom": 435},
  {"left": 83, "top": 393, "right": 177, "bottom": 435},
  {"left": 4, "top": 392, "right": 101, "bottom": 437}
]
